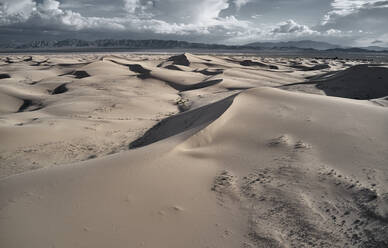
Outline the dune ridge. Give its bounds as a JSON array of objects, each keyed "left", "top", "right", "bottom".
[
  {"left": 0, "top": 53, "right": 387, "bottom": 248},
  {"left": 282, "top": 64, "right": 388, "bottom": 100}
]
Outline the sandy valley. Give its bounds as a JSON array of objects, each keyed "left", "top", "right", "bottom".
[{"left": 1, "top": 53, "right": 388, "bottom": 247}]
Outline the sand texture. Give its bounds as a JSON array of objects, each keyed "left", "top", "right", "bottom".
[{"left": 1, "top": 53, "right": 388, "bottom": 248}]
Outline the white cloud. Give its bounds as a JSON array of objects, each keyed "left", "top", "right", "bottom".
[
  {"left": 0, "top": 0, "right": 330, "bottom": 45},
  {"left": 38, "top": 0, "right": 64, "bottom": 17},
  {"left": 272, "top": 19, "right": 318, "bottom": 35},
  {"left": 326, "top": 28, "right": 342, "bottom": 35},
  {"left": 192, "top": 0, "right": 229, "bottom": 23},
  {"left": 123, "top": 0, "right": 140, "bottom": 13},
  {"left": 123, "top": 0, "right": 154, "bottom": 17},
  {"left": 234, "top": 0, "right": 251, "bottom": 9},
  {"left": 0, "top": 0, "right": 253, "bottom": 37},
  {"left": 0, "top": 0, "right": 36, "bottom": 24},
  {"left": 322, "top": 0, "right": 388, "bottom": 24},
  {"left": 316, "top": 0, "right": 388, "bottom": 46},
  {"left": 0, "top": 0, "right": 384, "bottom": 46}
]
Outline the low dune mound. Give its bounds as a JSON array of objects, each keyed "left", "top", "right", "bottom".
[
  {"left": 0, "top": 73, "right": 10, "bottom": 79},
  {"left": 164, "top": 64, "right": 223, "bottom": 76},
  {"left": 167, "top": 53, "right": 191, "bottom": 66},
  {"left": 23, "top": 56, "right": 33, "bottom": 62},
  {"left": 164, "top": 64, "right": 184, "bottom": 71},
  {"left": 311, "top": 63, "right": 330, "bottom": 70},
  {"left": 291, "top": 63, "right": 330, "bottom": 71},
  {"left": 240, "top": 60, "right": 264, "bottom": 67},
  {"left": 72, "top": 60, "right": 132, "bottom": 78},
  {"left": 314, "top": 64, "right": 388, "bottom": 99},
  {"left": 149, "top": 68, "right": 223, "bottom": 91},
  {"left": 0, "top": 82, "right": 47, "bottom": 112},
  {"left": 4, "top": 57, "right": 16, "bottom": 63},
  {"left": 56, "top": 62, "right": 91, "bottom": 68},
  {"left": 163, "top": 64, "right": 195, "bottom": 72},
  {"left": 240, "top": 60, "right": 279, "bottom": 70},
  {"left": 31, "top": 59, "right": 49, "bottom": 66},
  {"left": 72, "top": 70, "right": 90, "bottom": 79},
  {"left": 282, "top": 64, "right": 388, "bottom": 100},
  {"left": 159, "top": 53, "right": 210, "bottom": 68},
  {"left": 51, "top": 83, "right": 68, "bottom": 95},
  {"left": 17, "top": 99, "right": 44, "bottom": 112},
  {"left": 197, "top": 68, "right": 224, "bottom": 76},
  {"left": 183, "top": 79, "right": 223, "bottom": 91},
  {"left": 0, "top": 92, "right": 24, "bottom": 114},
  {"left": 128, "top": 64, "right": 151, "bottom": 74}
]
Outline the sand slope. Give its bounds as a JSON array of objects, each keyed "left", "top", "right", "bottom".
[
  {"left": 1, "top": 54, "right": 388, "bottom": 247},
  {"left": 282, "top": 64, "right": 388, "bottom": 100}
]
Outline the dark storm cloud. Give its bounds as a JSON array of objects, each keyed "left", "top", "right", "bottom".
[{"left": 0, "top": 0, "right": 387, "bottom": 46}]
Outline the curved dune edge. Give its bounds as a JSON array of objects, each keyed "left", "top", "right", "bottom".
[
  {"left": 281, "top": 64, "right": 388, "bottom": 100},
  {"left": 129, "top": 93, "right": 236, "bottom": 149},
  {"left": 1, "top": 87, "right": 388, "bottom": 247}
]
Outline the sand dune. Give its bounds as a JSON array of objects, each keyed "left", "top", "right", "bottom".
[
  {"left": 0, "top": 53, "right": 387, "bottom": 247},
  {"left": 282, "top": 64, "right": 388, "bottom": 100},
  {"left": 0, "top": 92, "right": 24, "bottom": 114}
]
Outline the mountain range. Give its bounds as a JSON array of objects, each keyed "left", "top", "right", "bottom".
[
  {"left": 0, "top": 39, "right": 242, "bottom": 50},
  {"left": 0, "top": 39, "right": 387, "bottom": 53},
  {"left": 245, "top": 40, "right": 342, "bottom": 50}
]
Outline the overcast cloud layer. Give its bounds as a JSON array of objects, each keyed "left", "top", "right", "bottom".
[{"left": 0, "top": 0, "right": 387, "bottom": 46}]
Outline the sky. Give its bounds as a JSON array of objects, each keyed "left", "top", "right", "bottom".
[{"left": 0, "top": 0, "right": 387, "bottom": 47}]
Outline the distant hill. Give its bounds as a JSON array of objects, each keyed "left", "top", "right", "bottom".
[
  {"left": 246, "top": 40, "right": 341, "bottom": 50},
  {"left": 362, "top": 46, "right": 388, "bottom": 52},
  {"left": 0, "top": 39, "right": 387, "bottom": 53},
  {"left": 0, "top": 39, "right": 246, "bottom": 50},
  {"left": 326, "top": 47, "right": 388, "bottom": 53}
]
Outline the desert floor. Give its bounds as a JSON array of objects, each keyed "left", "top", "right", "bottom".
[{"left": 0, "top": 53, "right": 388, "bottom": 247}]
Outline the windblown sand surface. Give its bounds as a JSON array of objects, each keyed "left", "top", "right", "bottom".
[{"left": 0, "top": 53, "right": 388, "bottom": 247}]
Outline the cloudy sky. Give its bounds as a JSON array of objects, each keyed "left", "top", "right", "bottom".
[{"left": 0, "top": 0, "right": 387, "bottom": 46}]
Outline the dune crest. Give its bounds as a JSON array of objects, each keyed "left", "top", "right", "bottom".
[
  {"left": 1, "top": 53, "right": 388, "bottom": 248},
  {"left": 282, "top": 64, "right": 388, "bottom": 100}
]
